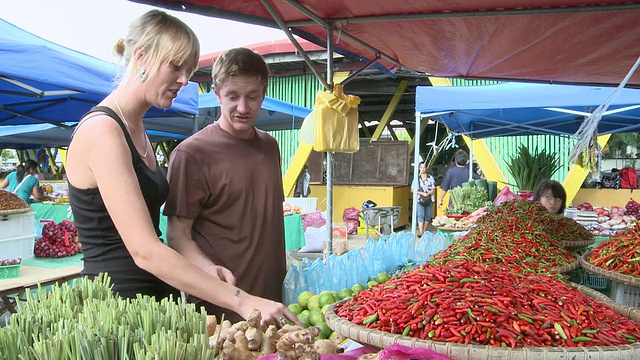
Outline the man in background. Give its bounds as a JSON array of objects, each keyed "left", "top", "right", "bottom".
[{"left": 438, "top": 149, "right": 472, "bottom": 207}]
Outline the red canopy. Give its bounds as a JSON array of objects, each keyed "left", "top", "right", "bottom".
[{"left": 132, "top": 0, "right": 640, "bottom": 86}]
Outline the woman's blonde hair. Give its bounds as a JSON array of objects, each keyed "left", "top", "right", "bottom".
[{"left": 113, "top": 10, "right": 200, "bottom": 86}]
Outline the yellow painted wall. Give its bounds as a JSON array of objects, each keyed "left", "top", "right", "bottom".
[
  {"left": 572, "top": 188, "right": 639, "bottom": 208},
  {"left": 309, "top": 185, "right": 410, "bottom": 228}
]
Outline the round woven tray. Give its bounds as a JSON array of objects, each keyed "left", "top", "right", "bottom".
[
  {"left": 436, "top": 226, "right": 470, "bottom": 232},
  {"left": 559, "top": 238, "right": 595, "bottom": 251},
  {"left": 0, "top": 207, "right": 31, "bottom": 215},
  {"left": 580, "top": 251, "right": 640, "bottom": 288},
  {"left": 550, "top": 257, "right": 579, "bottom": 274},
  {"left": 326, "top": 288, "right": 640, "bottom": 360}
]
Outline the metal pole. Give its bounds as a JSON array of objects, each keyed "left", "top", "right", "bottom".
[
  {"left": 411, "top": 112, "right": 422, "bottom": 236},
  {"left": 324, "top": 26, "right": 334, "bottom": 260}
]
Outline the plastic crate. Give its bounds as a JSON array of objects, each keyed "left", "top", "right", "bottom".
[
  {"left": 284, "top": 198, "right": 318, "bottom": 214},
  {"left": 568, "top": 270, "right": 610, "bottom": 290},
  {"left": 610, "top": 281, "right": 640, "bottom": 308},
  {"left": 0, "top": 234, "right": 35, "bottom": 260},
  {"left": 0, "top": 211, "right": 36, "bottom": 240},
  {"left": 0, "top": 264, "right": 20, "bottom": 280}
]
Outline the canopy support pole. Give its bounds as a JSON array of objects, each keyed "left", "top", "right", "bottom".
[
  {"left": 411, "top": 112, "right": 422, "bottom": 236},
  {"left": 324, "top": 26, "right": 335, "bottom": 258}
]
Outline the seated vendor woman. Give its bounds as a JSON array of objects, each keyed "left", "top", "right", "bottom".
[
  {"left": 0, "top": 159, "right": 49, "bottom": 204},
  {"left": 532, "top": 179, "right": 566, "bottom": 214}
]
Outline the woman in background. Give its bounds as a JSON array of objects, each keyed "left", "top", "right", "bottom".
[
  {"left": 0, "top": 159, "right": 47, "bottom": 204},
  {"left": 412, "top": 162, "right": 436, "bottom": 237},
  {"left": 533, "top": 179, "right": 567, "bottom": 214}
]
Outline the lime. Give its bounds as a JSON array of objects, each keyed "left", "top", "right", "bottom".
[
  {"left": 366, "top": 280, "right": 379, "bottom": 289},
  {"left": 351, "top": 283, "right": 365, "bottom": 294},
  {"left": 319, "top": 292, "right": 337, "bottom": 308},
  {"left": 297, "top": 291, "right": 314, "bottom": 309},
  {"left": 316, "top": 321, "right": 332, "bottom": 339},
  {"left": 287, "top": 303, "right": 303, "bottom": 315},
  {"left": 308, "top": 295, "right": 321, "bottom": 311},
  {"left": 309, "top": 309, "right": 325, "bottom": 326},
  {"left": 297, "top": 312, "right": 311, "bottom": 328},
  {"left": 338, "top": 288, "right": 354, "bottom": 299},
  {"left": 321, "top": 304, "right": 331, "bottom": 315},
  {"left": 375, "top": 272, "right": 390, "bottom": 284}
]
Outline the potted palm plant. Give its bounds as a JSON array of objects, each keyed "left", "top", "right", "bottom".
[{"left": 506, "top": 145, "right": 560, "bottom": 198}]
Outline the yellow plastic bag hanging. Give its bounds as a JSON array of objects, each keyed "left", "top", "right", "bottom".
[{"left": 313, "top": 84, "right": 361, "bottom": 153}]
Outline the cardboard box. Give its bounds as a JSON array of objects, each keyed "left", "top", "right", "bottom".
[
  {"left": 323, "top": 238, "right": 348, "bottom": 255},
  {"left": 332, "top": 223, "right": 347, "bottom": 240}
]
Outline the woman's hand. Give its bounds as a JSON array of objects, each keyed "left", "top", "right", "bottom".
[{"left": 240, "top": 296, "right": 303, "bottom": 328}]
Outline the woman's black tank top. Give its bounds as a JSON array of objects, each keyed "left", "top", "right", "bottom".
[{"left": 68, "top": 106, "right": 179, "bottom": 300}]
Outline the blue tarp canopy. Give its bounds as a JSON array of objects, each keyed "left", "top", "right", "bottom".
[
  {"left": 0, "top": 18, "right": 198, "bottom": 147},
  {"left": 415, "top": 83, "right": 640, "bottom": 139}
]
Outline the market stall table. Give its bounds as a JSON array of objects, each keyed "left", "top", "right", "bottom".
[{"left": 0, "top": 254, "right": 83, "bottom": 316}]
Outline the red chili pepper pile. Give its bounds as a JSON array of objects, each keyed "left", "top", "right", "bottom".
[
  {"left": 335, "top": 260, "right": 640, "bottom": 348},
  {"left": 588, "top": 222, "right": 640, "bottom": 277},
  {"left": 0, "top": 190, "right": 29, "bottom": 211},
  {"left": 430, "top": 200, "right": 575, "bottom": 272}
]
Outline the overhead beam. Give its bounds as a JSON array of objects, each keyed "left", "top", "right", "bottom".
[{"left": 370, "top": 80, "right": 408, "bottom": 141}]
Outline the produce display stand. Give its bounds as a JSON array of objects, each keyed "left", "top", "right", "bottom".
[
  {"left": 0, "top": 264, "right": 82, "bottom": 316},
  {"left": 325, "top": 285, "right": 640, "bottom": 360},
  {"left": 580, "top": 252, "right": 640, "bottom": 308}
]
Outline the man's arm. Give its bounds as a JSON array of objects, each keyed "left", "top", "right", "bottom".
[{"left": 167, "top": 215, "right": 235, "bottom": 284}]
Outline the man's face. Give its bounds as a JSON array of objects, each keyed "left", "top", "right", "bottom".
[{"left": 214, "top": 76, "right": 265, "bottom": 139}]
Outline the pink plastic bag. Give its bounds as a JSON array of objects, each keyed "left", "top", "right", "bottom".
[
  {"left": 343, "top": 207, "right": 360, "bottom": 221},
  {"left": 303, "top": 211, "right": 327, "bottom": 231},
  {"left": 493, "top": 185, "right": 518, "bottom": 207},
  {"left": 378, "top": 344, "right": 452, "bottom": 360},
  {"left": 258, "top": 347, "right": 376, "bottom": 360}
]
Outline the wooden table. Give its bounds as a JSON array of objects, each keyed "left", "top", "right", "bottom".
[{"left": 0, "top": 265, "right": 82, "bottom": 315}]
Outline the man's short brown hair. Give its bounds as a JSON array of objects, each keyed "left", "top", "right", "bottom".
[{"left": 212, "top": 47, "right": 269, "bottom": 93}]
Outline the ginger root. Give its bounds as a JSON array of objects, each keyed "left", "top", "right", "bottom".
[
  {"left": 276, "top": 327, "right": 320, "bottom": 353},
  {"left": 245, "top": 326, "right": 262, "bottom": 351},
  {"left": 314, "top": 339, "right": 336, "bottom": 354},
  {"left": 206, "top": 315, "right": 218, "bottom": 337},
  {"left": 260, "top": 324, "right": 279, "bottom": 355}
]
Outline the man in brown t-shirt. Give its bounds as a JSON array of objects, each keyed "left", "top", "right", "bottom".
[{"left": 164, "top": 48, "right": 288, "bottom": 324}]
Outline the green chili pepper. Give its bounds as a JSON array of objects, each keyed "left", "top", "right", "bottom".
[
  {"left": 467, "top": 308, "right": 477, "bottom": 320},
  {"left": 428, "top": 329, "right": 435, "bottom": 338},
  {"left": 621, "top": 333, "right": 637, "bottom": 342},
  {"left": 402, "top": 326, "right": 411, "bottom": 336},
  {"left": 517, "top": 313, "right": 534, "bottom": 324},
  {"left": 362, "top": 313, "right": 379, "bottom": 325},
  {"left": 581, "top": 329, "right": 599, "bottom": 334},
  {"left": 554, "top": 323, "right": 567, "bottom": 340},
  {"left": 460, "top": 278, "right": 477, "bottom": 283},
  {"left": 571, "top": 336, "right": 592, "bottom": 342}
]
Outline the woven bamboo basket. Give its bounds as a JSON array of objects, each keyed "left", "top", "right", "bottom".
[
  {"left": 0, "top": 207, "right": 31, "bottom": 215},
  {"left": 580, "top": 251, "right": 640, "bottom": 288},
  {"left": 550, "top": 257, "right": 579, "bottom": 274},
  {"left": 326, "top": 285, "right": 640, "bottom": 360},
  {"left": 559, "top": 238, "right": 595, "bottom": 251},
  {"left": 436, "top": 226, "right": 471, "bottom": 232}
]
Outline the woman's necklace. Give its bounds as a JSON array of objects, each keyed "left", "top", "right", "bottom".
[{"left": 113, "top": 92, "right": 148, "bottom": 158}]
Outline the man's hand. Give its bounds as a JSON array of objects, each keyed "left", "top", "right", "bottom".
[{"left": 212, "top": 265, "right": 236, "bottom": 285}]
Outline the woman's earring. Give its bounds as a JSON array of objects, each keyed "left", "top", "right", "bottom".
[{"left": 136, "top": 68, "right": 146, "bottom": 80}]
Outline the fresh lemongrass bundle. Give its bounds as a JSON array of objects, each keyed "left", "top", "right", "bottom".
[{"left": 0, "top": 274, "right": 215, "bottom": 360}]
